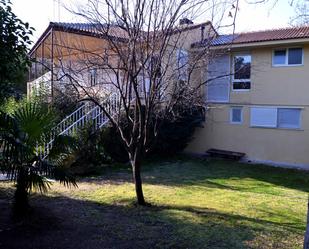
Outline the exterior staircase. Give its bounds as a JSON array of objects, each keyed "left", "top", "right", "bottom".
[{"left": 38, "top": 93, "right": 120, "bottom": 159}]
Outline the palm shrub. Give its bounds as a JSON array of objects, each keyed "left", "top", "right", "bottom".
[{"left": 0, "top": 101, "right": 77, "bottom": 216}]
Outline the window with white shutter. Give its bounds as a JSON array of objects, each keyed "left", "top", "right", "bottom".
[
  {"left": 250, "top": 107, "right": 277, "bottom": 128},
  {"left": 207, "top": 54, "right": 230, "bottom": 102},
  {"left": 250, "top": 107, "right": 302, "bottom": 129}
]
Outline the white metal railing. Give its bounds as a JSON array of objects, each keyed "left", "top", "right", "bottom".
[
  {"left": 27, "top": 71, "right": 52, "bottom": 98},
  {"left": 38, "top": 92, "right": 120, "bottom": 159}
]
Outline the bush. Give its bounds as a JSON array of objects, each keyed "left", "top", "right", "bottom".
[
  {"left": 99, "top": 126, "right": 129, "bottom": 163},
  {"left": 100, "top": 105, "right": 204, "bottom": 162},
  {"left": 69, "top": 124, "right": 111, "bottom": 175},
  {"left": 149, "top": 107, "right": 204, "bottom": 156}
]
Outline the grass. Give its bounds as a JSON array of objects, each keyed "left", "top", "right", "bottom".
[{"left": 1, "top": 157, "right": 309, "bottom": 248}]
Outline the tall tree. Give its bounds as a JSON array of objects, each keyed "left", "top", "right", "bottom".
[
  {"left": 291, "top": 0, "right": 309, "bottom": 25},
  {"left": 0, "top": 0, "right": 33, "bottom": 101},
  {"left": 50, "top": 0, "right": 239, "bottom": 205}
]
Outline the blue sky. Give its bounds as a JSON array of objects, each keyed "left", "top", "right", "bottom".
[{"left": 11, "top": 0, "right": 296, "bottom": 41}]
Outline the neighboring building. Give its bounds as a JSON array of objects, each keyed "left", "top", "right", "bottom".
[{"left": 187, "top": 27, "right": 309, "bottom": 169}]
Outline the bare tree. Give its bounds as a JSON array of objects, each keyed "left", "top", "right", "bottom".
[
  {"left": 46, "top": 0, "right": 239, "bottom": 205},
  {"left": 290, "top": 0, "right": 309, "bottom": 25}
]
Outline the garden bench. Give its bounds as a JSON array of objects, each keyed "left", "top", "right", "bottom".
[{"left": 206, "top": 148, "right": 246, "bottom": 160}]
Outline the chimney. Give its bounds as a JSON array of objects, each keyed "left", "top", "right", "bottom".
[{"left": 179, "top": 18, "right": 194, "bottom": 25}]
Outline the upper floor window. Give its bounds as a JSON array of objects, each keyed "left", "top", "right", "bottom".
[
  {"left": 89, "top": 68, "right": 97, "bottom": 86},
  {"left": 273, "top": 48, "right": 303, "bottom": 66},
  {"left": 233, "top": 54, "right": 251, "bottom": 91},
  {"left": 177, "top": 48, "right": 188, "bottom": 81}
]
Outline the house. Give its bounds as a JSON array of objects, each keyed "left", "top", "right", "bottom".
[
  {"left": 27, "top": 20, "right": 216, "bottom": 158},
  {"left": 28, "top": 20, "right": 309, "bottom": 168},
  {"left": 187, "top": 26, "right": 309, "bottom": 169},
  {"left": 27, "top": 20, "right": 216, "bottom": 101}
]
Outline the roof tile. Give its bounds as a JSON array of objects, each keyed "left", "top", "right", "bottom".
[{"left": 193, "top": 26, "right": 309, "bottom": 47}]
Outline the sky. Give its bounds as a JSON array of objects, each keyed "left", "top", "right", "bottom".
[{"left": 11, "top": 0, "right": 296, "bottom": 42}]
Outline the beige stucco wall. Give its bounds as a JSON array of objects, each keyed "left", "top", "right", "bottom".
[
  {"left": 229, "top": 44, "right": 309, "bottom": 105},
  {"left": 187, "top": 42, "right": 309, "bottom": 168}
]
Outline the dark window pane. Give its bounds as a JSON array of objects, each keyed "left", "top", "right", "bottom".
[
  {"left": 232, "top": 108, "right": 242, "bottom": 123},
  {"left": 273, "top": 49, "right": 286, "bottom": 65},
  {"left": 234, "top": 55, "right": 251, "bottom": 79},
  {"left": 288, "top": 48, "right": 302, "bottom": 65},
  {"left": 233, "top": 81, "right": 251, "bottom": 90}
]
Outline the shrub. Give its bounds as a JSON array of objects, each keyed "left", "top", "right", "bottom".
[
  {"left": 69, "top": 124, "right": 111, "bottom": 175},
  {"left": 100, "top": 105, "right": 204, "bottom": 162},
  {"left": 149, "top": 106, "right": 204, "bottom": 156}
]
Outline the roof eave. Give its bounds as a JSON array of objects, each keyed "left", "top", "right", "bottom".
[
  {"left": 208, "top": 37, "right": 309, "bottom": 50},
  {"left": 28, "top": 22, "right": 129, "bottom": 56}
]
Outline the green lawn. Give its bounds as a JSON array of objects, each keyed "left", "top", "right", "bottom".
[{"left": 1, "top": 157, "right": 309, "bottom": 248}]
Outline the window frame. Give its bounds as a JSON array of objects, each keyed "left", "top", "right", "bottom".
[
  {"left": 232, "top": 53, "right": 252, "bottom": 92},
  {"left": 250, "top": 106, "right": 302, "bottom": 130},
  {"left": 272, "top": 47, "right": 304, "bottom": 67},
  {"left": 277, "top": 108, "right": 302, "bottom": 129},
  {"left": 230, "top": 106, "right": 243, "bottom": 124}
]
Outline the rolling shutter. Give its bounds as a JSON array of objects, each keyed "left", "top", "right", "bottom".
[{"left": 207, "top": 54, "right": 230, "bottom": 102}]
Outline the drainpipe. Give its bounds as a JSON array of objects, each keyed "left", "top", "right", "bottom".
[{"left": 201, "top": 25, "right": 205, "bottom": 41}]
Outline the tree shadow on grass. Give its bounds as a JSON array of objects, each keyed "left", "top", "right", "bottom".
[
  {"left": 141, "top": 157, "right": 309, "bottom": 194},
  {"left": 0, "top": 185, "right": 303, "bottom": 249},
  {"left": 75, "top": 157, "right": 309, "bottom": 196}
]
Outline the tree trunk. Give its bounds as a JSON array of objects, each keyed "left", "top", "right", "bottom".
[
  {"left": 130, "top": 152, "right": 146, "bottom": 206},
  {"left": 13, "top": 168, "right": 29, "bottom": 217},
  {"left": 304, "top": 198, "right": 309, "bottom": 249}
]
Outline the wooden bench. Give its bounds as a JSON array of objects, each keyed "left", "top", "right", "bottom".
[{"left": 206, "top": 148, "right": 246, "bottom": 161}]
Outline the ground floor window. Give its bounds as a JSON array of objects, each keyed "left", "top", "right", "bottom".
[
  {"left": 230, "top": 107, "right": 243, "bottom": 124},
  {"left": 250, "top": 107, "right": 301, "bottom": 129}
]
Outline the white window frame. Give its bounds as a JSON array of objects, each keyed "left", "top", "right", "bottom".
[
  {"left": 250, "top": 107, "right": 278, "bottom": 128},
  {"left": 230, "top": 106, "right": 243, "bottom": 124},
  {"left": 277, "top": 108, "right": 302, "bottom": 129},
  {"left": 272, "top": 47, "right": 304, "bottom": 67},
  {"left": 232, "top": 53, "right": 251, "bottom": 92},
  {"left": 250, "top": 106, "right": 302, "bottom": 130}
]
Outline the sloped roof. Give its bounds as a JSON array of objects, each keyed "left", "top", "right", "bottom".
[
  {"left": 192, "top": 26, "right": 309, "bottom": 48},
  {"left": 29, "top": 21, "right": 212, "bottom": 55},
  {"left": 50, "top": 22, "right": 130, "bottom": 40}
]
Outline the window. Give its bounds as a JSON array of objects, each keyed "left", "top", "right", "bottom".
[
  {"left": 278, "top": 108, "right": 301, "bottom": 129},
  {"left": 177, "top": 49, "right": 188, "bottom": 81},
  {"left": 250, "top": 107, "right": 277, "bottom": 128},
  {"left": 230, "top": 107, "right": 243, "bottom": 124},
  {"left": 250, "top": 107, "right": 301, "bottom": 129},
  {"left": 89, "top": 68, "right": 97, "bottom": 86},
  {"left": 207, "top": 54, "right": 230, "bottom": 102},
  {"left": 233, "top": 54, "right": 251, "bottom": 90},
  {"left": 273, "top": 48, "right": 303, "bottom": 66}
]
